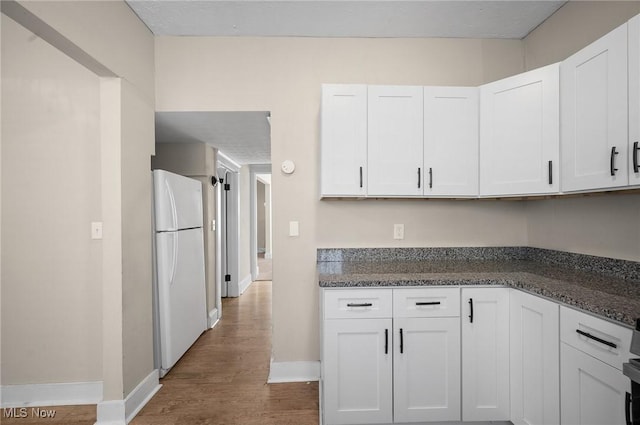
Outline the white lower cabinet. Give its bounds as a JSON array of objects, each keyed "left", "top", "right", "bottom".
[
  {"left": 322, "top": 287, "right": 632, "bottom": 425},
  {"left": 561, "top": 343, "right": 630, "bottom": 425},
  {"left": 560, "top": 306, "right": 632, "bottom": 425},
  {"left": 322, "top": 288, "right": 460, "bottom": 425},
  {"left": 323, "top": 318, "right": 393, "bottom": 425},
  {"left": 393, "top": 317, "right": 461, "bottom": 422},
  {"left": 510, "top": 290, "right": 560, "bottom": 425},
  {"left": 461, "top": 287, "right": 510, "bottom": 422}
]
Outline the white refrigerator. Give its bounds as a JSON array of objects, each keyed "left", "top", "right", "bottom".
[{"left": 152, "top": 169, "right": 207, "bottom": 377}]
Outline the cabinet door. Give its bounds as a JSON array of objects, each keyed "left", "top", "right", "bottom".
[
  {"left": 461, "top": 287, "right": 510, "bottom": 421},
  {"left": 393, "top": 317, "right": 461, "bottom": 423},
  {"left": 628, "top": 16, "right": 640, "bottom": 186},
  {"left": 561, "top": 343, "right": 630, "bottom": 425},
  {"left": 510, "top": 290, "right": 559, "bottom": 425},
  {"left": 424, "top": 86, "right": 479, "bottom": 197},
  {"left": 480, "top": 63, "right": 560, "bottom": 196},
  {"left": 323, "top": 318, "right": 393, "bottom": 425},
  {"left": 368, "top": 85, "right": 423, "bottom": 196},
  {"left": 561, "top": 22, "right": 628, "bottom": 192},
  {"left": 320, "top": 84, "right": 368, "bottom": 197}
]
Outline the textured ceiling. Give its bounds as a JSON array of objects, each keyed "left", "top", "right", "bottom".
[
  {"left": 155, "top": 111, "right": 271, "bottom": 165},
  {"left": 127, "top": 0, "right": 566, "bottom": 39}
]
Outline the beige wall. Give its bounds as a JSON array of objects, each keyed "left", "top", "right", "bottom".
[
  {"left": 3, "top": 0, "right": 155, "bottom": 402},
  {"left": 120, "top": 79, "right": 155, "bottom": 395},
  {"left": 152, "top": 143, "right": 218, "bottom": 316},
  {"left": 1, "top": 14, "right": 103, "bottom": 384},
  {"left": 522, "top": 1, "right": 640, "bottom": 262},
  {"left": 155, "top": 37, "right": 526, "bottom": 362},
  {"left": 526, "top": 194, "right": 640, "bottom": 262}
]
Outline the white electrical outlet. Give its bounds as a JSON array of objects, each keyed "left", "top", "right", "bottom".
[{"left": 393, "top": 224, "right": 404, "bottom": 240}]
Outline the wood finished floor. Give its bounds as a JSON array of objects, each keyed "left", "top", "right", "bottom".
[{"left": 2, "top": 281, "right": 319, "bottom": 425}]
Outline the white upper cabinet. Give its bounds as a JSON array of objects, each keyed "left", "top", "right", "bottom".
[
  {"left": 320, "top": 84, "right": 368, "bottom": 197},
  {"left": 424, "top": 87, "right": 479, "bottom": 197},
  {"left": 368, "top": 86, "right": 424, "bottom": 197},
  {"left": 628, "top": 16, "right": 640, "bottom": 186},
  {"left": 561, "top": 22, "right": 629, "bottom": 192},
  {"left": 480, "top": 63, "right": 560, "bottom": 196}
]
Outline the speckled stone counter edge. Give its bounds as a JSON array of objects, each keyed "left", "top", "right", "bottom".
[{"left": 317, "top": 247, "right": 640, "bottom": 282}]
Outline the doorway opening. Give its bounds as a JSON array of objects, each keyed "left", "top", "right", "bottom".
[{"left": 251, "top": 169, "right": 272, "bottom": 282}]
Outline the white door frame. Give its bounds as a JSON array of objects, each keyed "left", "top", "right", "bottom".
[
  {"left": 250, "top": 165, "right": 272, "bottom": 281},
  {"left": 217, "top": 153, "right": 241, "bottom": 297}
]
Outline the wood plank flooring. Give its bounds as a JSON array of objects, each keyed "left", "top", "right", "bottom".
[
  {"left": 1, "top": 281, "right": 319, "bottom": 425},
  {"left": 132, "top": 281, "right": 319, "bottom": 425}
]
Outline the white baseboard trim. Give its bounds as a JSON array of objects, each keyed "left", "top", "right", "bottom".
[
  {"left": 1, "top": 381, "right": 103, "bottom": 408},
  {"left": 238, "top": 274, "right": 252, "bottom": 295},
  {"left": 267, "top": 361, "right": 320, "bottom": 383},
  {"left": 124, "top": 369, "right": 161, "bottom": 423},
  {"left": 95, "top": 369, "right": 161, "bottom": 425},
  {"left": 95, "top": 400, "right": 125, "bottom": 425},
  {"left": 208, "top": 308, "right": 220, "bottom": 328}
]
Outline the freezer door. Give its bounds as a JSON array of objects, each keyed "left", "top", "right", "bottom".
[
  {"left": 153, "top": 169, "right": 204, "bottom": 231},
  {"left": 156, "top": 228, "right": 207, "bottom": 372}
]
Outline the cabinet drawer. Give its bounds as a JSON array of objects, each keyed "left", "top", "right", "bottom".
[
  {"left": 324, "top": 289, "right": 392, "bottom": 319},
  {"left": 393, "top": 287, "right": 460, "bottom": 318},
  {"left": 560, "top": 306, "right": 632, "bottom": 370}
]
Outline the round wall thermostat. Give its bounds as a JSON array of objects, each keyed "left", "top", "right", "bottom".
[{"left": 281, "top": 160, "right": 296, "bottom": 174}]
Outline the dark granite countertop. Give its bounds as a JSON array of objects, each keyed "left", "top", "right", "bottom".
[{"left": 317, "top": 248, "right": 640, "bottom": 328}]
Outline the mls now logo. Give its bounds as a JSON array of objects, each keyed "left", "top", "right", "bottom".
[{"left": 3, "top": 407, "right": 56, "bottom": 418}]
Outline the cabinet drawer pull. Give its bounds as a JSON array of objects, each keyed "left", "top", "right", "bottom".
[
  {"left": 634, "top": 142, "right": 639, "bottom": 173},
  {"left": 400, "top": 328, "right": 404, "bottom": 354},
  {"left": 611, "top": 146, "right": 619, "bottom": 176},
  {"left": 359, "top": 166, "right": 363, "bottom": 188},
  {"left": 416, "top": 301, "right": 441, "bottom": 306},
  {"left": 468, "top": 298, "right": 474, "bottom": 323},
  {"left": 418, "top": 168, "right": 421, "bottom": 189},
  {"left": 346, "top": 302, "right": 373, "bottom": 308},
  {"left": 576, "top": 329, "right": 617, "bottom": 349},
  {"left": 548, "top": 160, "right": 553, "bottom": 185},
  {"left": 429, "top": 167, "right": 433, "bottom": 189},
  {"left": 385, "top": 329, "right": 389, "bottom": 354}
]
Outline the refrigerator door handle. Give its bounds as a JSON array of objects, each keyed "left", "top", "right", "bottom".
[
  {"left": 169, "top": 232, "right": 178, "bottom": 286},
  {"left": 165, "top": 180, "right": 179, "bottom": 230}
]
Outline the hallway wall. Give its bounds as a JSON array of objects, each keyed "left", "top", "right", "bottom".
[{"left": 2, "top": 13, "right": 103, "bottom": 385}]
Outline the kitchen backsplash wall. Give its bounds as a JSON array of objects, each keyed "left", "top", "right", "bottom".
[{"left": 526, "top": 194, "right": 640, "bottom": 262}]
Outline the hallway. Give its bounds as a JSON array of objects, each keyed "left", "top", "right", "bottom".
[{"left": 132, "top": 281, "right": 319, "bottom": 424}]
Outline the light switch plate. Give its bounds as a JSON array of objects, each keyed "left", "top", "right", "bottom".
[
  {"left": 289, "top": 221, "right": 299, "bottom": 237},
  {"left": 91, "top": 222, "right": 103, "bottom": 240}
]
